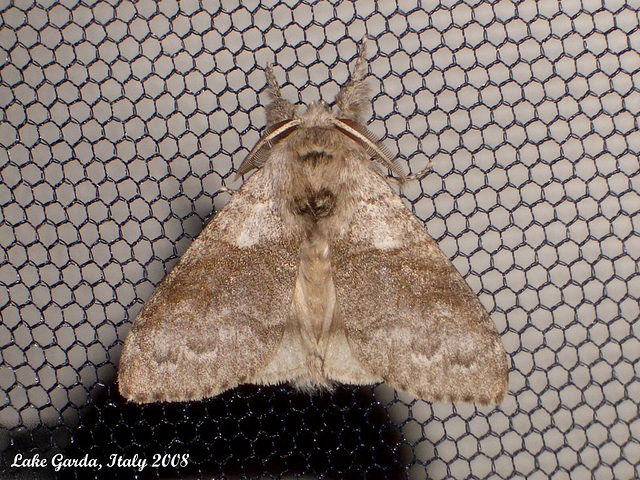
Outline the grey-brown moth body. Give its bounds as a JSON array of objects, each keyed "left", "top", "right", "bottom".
[{"left": 118, "top": 45, "right": 508, "bottom": 405}]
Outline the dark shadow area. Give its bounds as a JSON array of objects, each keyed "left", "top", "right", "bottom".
[
  {"left": 2, "top": 426, "right": 61, "bottom": 480},
  {"left": 2, "top": 382, "right": 411, "bottom": 479}
]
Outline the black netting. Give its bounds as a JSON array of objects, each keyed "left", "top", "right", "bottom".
[{"left": 1, "top": 1, "right": 639, "bottom": 479}]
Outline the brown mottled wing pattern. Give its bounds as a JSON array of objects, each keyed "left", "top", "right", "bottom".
[
  {"left": 118, "top": 167, "right": 299, "bottom": 403},
  {"left": 332, "top": 169, "right": 508, "bottom": 404}
]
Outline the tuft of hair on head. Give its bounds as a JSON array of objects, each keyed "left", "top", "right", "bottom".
[{"left": 335, "top": 40, "right": 372, "bottom": 122}]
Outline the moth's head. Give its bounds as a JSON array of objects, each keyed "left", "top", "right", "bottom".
[
  {"left": 235, "top": 42, "right": 404, "bottom": 180},
  {"left": 296, "top": 100, "right": 334, "bottom": 127}
]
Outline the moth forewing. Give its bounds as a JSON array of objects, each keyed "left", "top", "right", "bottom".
[{"left": 118, "top": 164, "right": 301, "bottom": 403}]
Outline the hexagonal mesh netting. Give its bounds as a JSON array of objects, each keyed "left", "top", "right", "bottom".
[{"left": 1, "top": 1, "right": 639, "bottom": 479}]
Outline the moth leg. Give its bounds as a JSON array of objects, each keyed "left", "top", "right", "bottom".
[
  {"left": 405, "top": 160, "right": 433, "bottom": 181},
  {"left": 350, "top": 40, "right": 369, "bottom": 83},
  {"left": 264, "top": 63, "right": 297, "bottom": 124},
  {"left": 382, "top": 160, "right": 433, "bottom": 191},
  {"left": 335, "top": 41, "right": 371, "bottom": 122},
  {"left": 217, "top": 184, "right": 237, "bottom": 196},
  {"left": 265, "top": 63, "right": 282, "bottom": 99}
]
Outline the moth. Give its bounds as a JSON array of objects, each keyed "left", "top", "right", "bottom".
[{"left": 118, "top": 45, "right": 508, "bottom": 405}]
